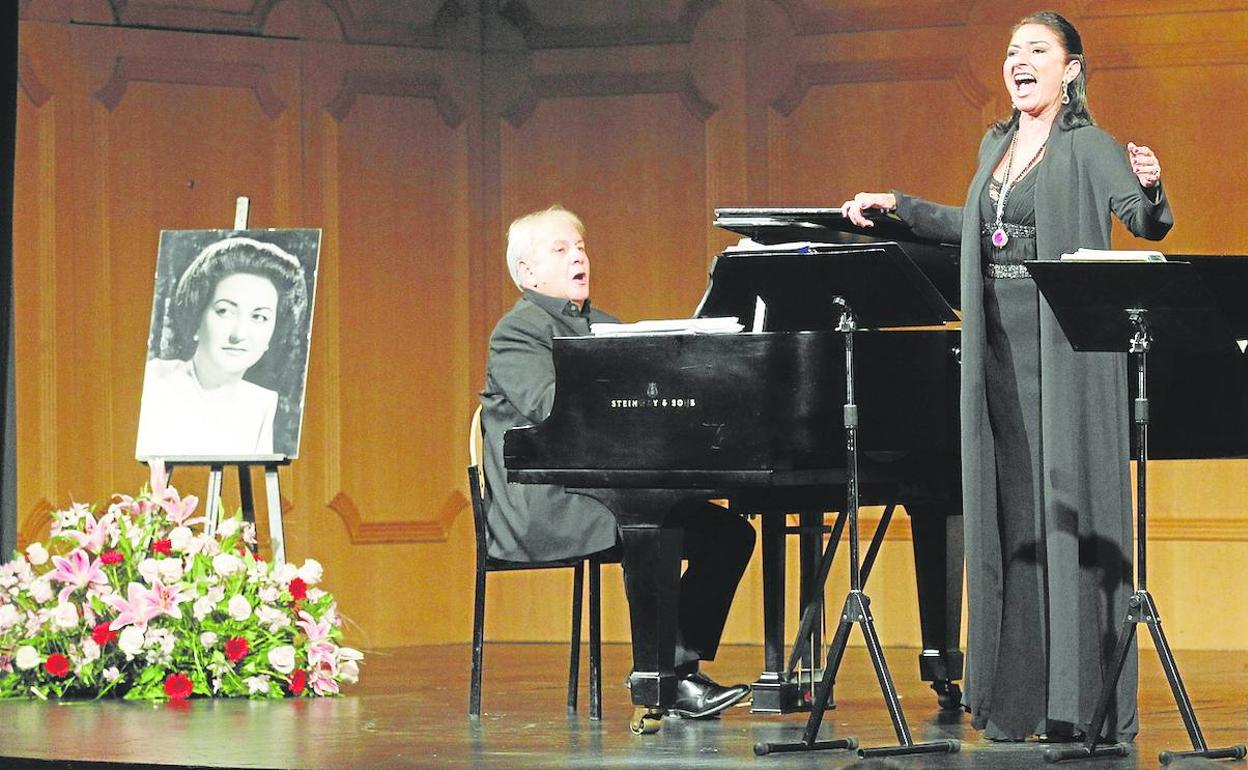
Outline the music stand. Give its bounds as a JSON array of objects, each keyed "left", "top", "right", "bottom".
[
  {"left": 1027, "top": 260, "right": 1247, "bottom": 765},
  {"left": 753, "top": 243, "right": 959, "bottom": 759}
]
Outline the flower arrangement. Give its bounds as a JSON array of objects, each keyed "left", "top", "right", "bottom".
[{"left": 0, "top": 461, "right": 361, "bottom": 700}]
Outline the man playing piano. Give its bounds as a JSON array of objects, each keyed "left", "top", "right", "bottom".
[{"left": 480, "top": 204, "right": 756, "bottom": 719}]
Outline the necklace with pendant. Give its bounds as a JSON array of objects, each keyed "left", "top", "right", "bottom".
[{"left": 991, "top": 133, "right": 1046, "bottom": 249}]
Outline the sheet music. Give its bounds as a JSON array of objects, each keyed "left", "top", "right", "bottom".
[
  {"left": 1059, "top": 248, "right": 1166, "bottom": 262},
  {"left": 590, "top": 317, "right": 743, "bottom": 336}
]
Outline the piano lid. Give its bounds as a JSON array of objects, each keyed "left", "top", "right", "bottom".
[{"left": 713, "top": 207, "right": 960, "bottom": 311}]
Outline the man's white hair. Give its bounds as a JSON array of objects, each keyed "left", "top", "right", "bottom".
[{"left": 505, "top": 205, "right": 585, "bottom": 291}]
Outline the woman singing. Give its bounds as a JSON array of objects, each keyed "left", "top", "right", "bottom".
[{"left": 841, "top": 11, "right": 1172, "bottom": 743}]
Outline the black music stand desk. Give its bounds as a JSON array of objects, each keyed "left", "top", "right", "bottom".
[{"left": 1027, "top": 259, "right": 1246, "bottom": 765}]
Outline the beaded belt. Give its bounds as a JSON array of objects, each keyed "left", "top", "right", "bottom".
[
  {"left": 984, "top": 262, "right": 1031, "bottom": 279},
  {"left": 980, "top": 222, "right": 1036, "bottom": 239}
]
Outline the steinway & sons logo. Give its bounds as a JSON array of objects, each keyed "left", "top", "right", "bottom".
[{"left": 610, "top": 381, "right": 698, "bottom": 409}]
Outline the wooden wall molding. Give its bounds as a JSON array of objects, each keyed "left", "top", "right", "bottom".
[
  {"left": 498, "top": 0, "right": 715, "bottom": 48},
  {"left": 502, "top": 71, "right": 717, "bottom": 127},
  {"left": 17, "top": 51, "right": 52, "bottom": 108},
  {"left": 321, "top": 0, "right": 466, "bottom": 47},
  {"left": 855, "top": 514, "right": 1248, "bottom": 544},
  {"left": 93, "top": 56, "right": 287, "bottom": 119},
  {"left": 1095, "top": 39, "right": 1248, "bottom": 70},
  {"left": 772, "top": 0, "right": 972, "bottom": 35},
  {"left": 771, "top": 55, "right": 989, "bottom": 117},
  {"left": 327, "top": 489, "right": 466, "bottom": 544},
  {"left": 325, "top": 69, "right": 464, "bottom": 128},
  {"left": 1079, "top": 0, "right": 1248, "bottom": 18}
]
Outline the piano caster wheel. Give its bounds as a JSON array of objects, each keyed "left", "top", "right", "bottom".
[
  {"left": 629, "top": 707, "right": 664, "bottom": 735},
  {"left": 931, "top": 680, "right": 963, "bottom": 711}
]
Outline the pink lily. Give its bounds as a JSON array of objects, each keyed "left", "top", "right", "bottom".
[
  {"left": 49, "top": 549, "right": 109, "bottom": 603},
  {"left": 63, "top": 511, "right": 117, "bottom": 554},
  {"left": 105, "top": 582, "right": 161, "bottom": 631},
  {"left": 146, "top": 580, "right": 188, "bottom": 621},
  {"left": 159, "top": 490, "right": 203, "bottom": 528}
]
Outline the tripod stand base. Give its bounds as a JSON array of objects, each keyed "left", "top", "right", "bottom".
[
  {"left": 1044, "top": 743, "right": 1129, "bottom": 763},
  {"left": 753, "top": 736, "right": 857, "bottom": 756},
  {"left": 1159, "top": 746, "right": 1247, "bottom": 765},
  {"left": 860, "top": 739, "right": 961, "bottom": 758}
]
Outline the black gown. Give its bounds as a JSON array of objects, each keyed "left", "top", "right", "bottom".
[{"left": 978, "top": 170, "right": 1062, "bottom": 740}]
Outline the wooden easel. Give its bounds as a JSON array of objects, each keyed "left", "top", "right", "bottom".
[{"left": 155, "top": 196, "right": 289, "bottom": 565}]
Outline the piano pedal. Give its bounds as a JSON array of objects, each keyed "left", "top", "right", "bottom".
[
  {"left": 629, "top": 707, "right": 665, "bottom": 735},
  {"left": 930, "top": 680, "right": 964, "bottom": 712}
]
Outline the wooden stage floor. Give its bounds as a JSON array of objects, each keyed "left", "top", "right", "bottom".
[{"left": 0, "top": 642, "right": 1244, "bottom": 769}]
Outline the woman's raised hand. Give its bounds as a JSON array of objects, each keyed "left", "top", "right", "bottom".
[
  {"left": 840, "top": 192, "right": 898, "bottom": 228},
  {"left": 1127, "top": 142, "right": 1162, "bottom": 188}
]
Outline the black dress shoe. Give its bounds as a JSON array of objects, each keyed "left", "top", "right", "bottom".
[{"left": 669, "top": 671, "right": 750, "bottom": 719}]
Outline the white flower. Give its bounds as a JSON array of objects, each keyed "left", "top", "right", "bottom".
[
  {"left": 244, "top": 674, "right": 270, "bottom": 695},
  {"left": 168, "top": 526, "right": 193, "bottom": 552},
  {"left": 118, "top": 626, "right": 144, "bottom": 657},
  {"left": 200, "top": 631, "right": 217, "bottom": 648},
  {"left": 79, "top": 638, "right": 100, "bottom": 664},
  {"left": 217, "top": 518, "right": 240, "bottom": 538},
  {"left": 14, "top": 645, "right": 39, "bottom": 670},
  {"left": 256, "top": 605, "right": 290, "bottom": 632},
  {"left": 0, "top": 603, "right": 20, "bottom": 630},
  {"left": 258, "top": 586, "right": 279, "bottom": 604},
  {"left": 274, "top": 563, "right": 298, "bottom": 583},
  {"left": 227, "top": 595, "right": 251, "bottom": 621},
  {"left": 29, "top": 578, "right": 53, "bottom": 604},
  {"left": 146, "top": 627, "right": 176, "bottom": 656},
  {"left": 102, "top": 666, "right": 121, "bottom": 682},
  {"left": 24, "top": 543, "right": 48, "bottom": 566},
  {"left": 339, "top": 659, "right": 360, "bottom": 684},
  {"left": 267, "top": 645, "right": 295, "bottom": 674},
  {"left": 297, "top": 558, "right": 324, "bottom": 586},
  {"left": 52, "top": 602, "right": 79, "bottom": 630},
  {"left": 137, "top": 558, "right": 161, "bottom": 584},
  {"left": 157, "top": 558, "right": 183, "bottom": 583},
  {"left": 212, "top": 553, "right": 243, "bottom": 577},
  {"left": 192, "top": 596, "right": 215, "bottom": 622}
]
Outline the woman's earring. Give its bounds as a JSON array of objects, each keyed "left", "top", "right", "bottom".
[
  {"left": 1061, "top": 79, "right": 1071, "bottom": 105},
  {"left": 192, "top": 333, "right": 199, "bottom": 342}
]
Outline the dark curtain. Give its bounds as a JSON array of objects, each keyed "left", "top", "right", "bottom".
[{"left": 0, "top": 5, "right": 18, "bottom": 558}]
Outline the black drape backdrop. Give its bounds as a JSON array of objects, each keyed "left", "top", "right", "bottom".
[{"left": 1, "top": 6, "right": 18, "bottom": 558}]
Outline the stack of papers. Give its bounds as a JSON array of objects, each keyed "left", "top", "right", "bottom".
[
  {"left": 1060, "top": 248, "right": 1166, "bottom": 262},
  {"left": 591, "top": 317, "right": 743, "bottom": 336}
]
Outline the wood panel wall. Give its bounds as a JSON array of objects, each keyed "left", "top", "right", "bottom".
[{"left": 13, "top": 0, "right": 1248, "bottom": 654}]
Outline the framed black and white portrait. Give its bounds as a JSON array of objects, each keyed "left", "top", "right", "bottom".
[{"left": 135, "top": 229, "right": 321, "bottom": 460}]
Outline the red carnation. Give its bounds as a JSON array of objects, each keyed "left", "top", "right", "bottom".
[
  {"left": 224, "top": 636, "right": 249, "bottom": 663},
  {"left": 44, "top": 653, "right": 70, "bottom": 678},
  {"left": 288, "top": 578, "right": 307, "bottom": 602},
  {"left": 164, "top": 672, "right": 193, "bottom": 701},
  {"left": 288, "top": 669, "right": 307, "bottom": 695},
  {"left": 100, "top": 550, "right": 124, "bottom": 565},
  {"left": 91, "top": 622, "right": 117, "bottom": 646},
  {"left": 151, "top": 539, "right": 172, "bottom": 556}
]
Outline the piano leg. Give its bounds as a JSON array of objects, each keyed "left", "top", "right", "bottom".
[
  {"left": 907, "top": 503, "right": 965, "bottom": 710},
  {"left": 752, "top": 510, "right": 829, "bottom": 714},
  {"left": 579, "top": 490, "right": 686, "bottom": 722}
]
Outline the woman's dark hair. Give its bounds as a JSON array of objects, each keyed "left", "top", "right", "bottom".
[
  {"left": 994, "top": 10, "right": 1095, "bottom": 133},
  {"left": 164, "top": 236, "right": 309, "bottom": 381}
]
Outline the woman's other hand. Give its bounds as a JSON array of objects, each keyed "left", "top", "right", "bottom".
[
  {"left": 1127, "top": 142, "right": 1161, "bottom": 188},
  {"left": 840, "top": 192, "right": 898, "bottom": 227}
]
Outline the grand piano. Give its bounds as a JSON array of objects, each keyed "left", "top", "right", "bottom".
[{"left": 505, "top": 208, "right": 967, "bottom": 724}]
